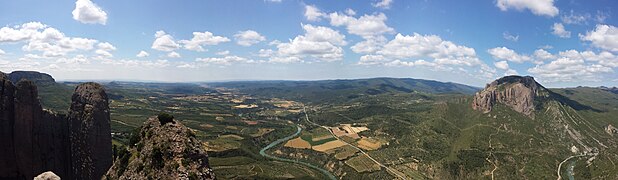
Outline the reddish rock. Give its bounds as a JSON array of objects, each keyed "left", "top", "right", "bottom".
[{"left": 472, "top": 76, "right": 549, "bottom": 117}]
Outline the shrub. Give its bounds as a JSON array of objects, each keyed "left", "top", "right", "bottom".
[{"left": 157, "top": 113, "right": 175, "bottom": 125}]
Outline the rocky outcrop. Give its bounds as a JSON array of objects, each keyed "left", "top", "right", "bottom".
[
  {"left": 607, "top": 124, "right": 618, "bottom": 136},
  {"left": 106, "top": 117, "right": 215, "bottom": 180},
  {"left": 472, "top": 76, "right": 549, "bottom": 117},
  {"left": 8, "top": 71, "right": 56, "bottom": 86},
  {"left": 0, "top": 73, "right": 18, "bottom": 177},
  {"left": 34, "top": 171, "right": 60, "bottom": 180},
  {"left": 0, "top": 71, "right": 112, "bottom": 179},
  {"left": 69, "top": 82, "right": 112, "bottom": 180}
]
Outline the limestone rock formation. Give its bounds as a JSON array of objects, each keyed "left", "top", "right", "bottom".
[
  {"left": 0, "top": 71, "right": 112, "bottom": 179},
  {"left": 69, "top": 82, "right": 113, "bottom": 180},
  {"left": 8, "top": 71, "right": 56, "bottom": 86},
  {"left": 472, "top": 76, "right": 549, "bottom": 117},
  {"left": 34, "top": 171, "right": 60, "bottom": 180},
  {"left": 0, "top": 73, "right": 18, "bottom": 177},
  {"left": 606, "top": 124, "right": 618, "bottom": 136},
  {"left": 106, "top": 117, "right": 215, "bottom": 180}
]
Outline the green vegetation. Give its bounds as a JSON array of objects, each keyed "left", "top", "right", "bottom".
[
  {"left": 157, "top": 113, "right": 175, "bottom": 125},
  {"left": 35, "top": 78, "right": 618, "bottom": 179}
]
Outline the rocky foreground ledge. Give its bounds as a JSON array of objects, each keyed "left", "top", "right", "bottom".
[
  {"left": 0, "top": 72, "right": 112, "bottom": 179},
  {"left": 105, "top": 117, "right": 215, "bottom": 180}
]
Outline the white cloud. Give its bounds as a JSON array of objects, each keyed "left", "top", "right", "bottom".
[
  {"left": 533, "top": 49, "right": 555, "bottom": 62},
  {"left": 529, "top": 56, "right": 612, "bottom": 82},
  {"left": 372, "top": 0, "right": 393, "bottom": 9},
  {"left": 0, "top": 49, "right": 5, "bottom": 55},
  {"left": 95, "top": 49, "right": 112, "bottom": 57},
  {"left": 257, "top": 49, "right": 274, "bottom": 57},
  {"left": 377, "top": 33, "right": 479, "bottom": 66},
  {"left": 580, "top": 24, "right": 618, "bottom": 52},
  {"left": 196, "top": 55, "right": 255, "bottom": 66},
  {"left": 0, "top": 22, "right": 47, "bottom": 42},
  {"left": 95, "top": 42, "right": 115, "bottom": 57},
  {"left": 494, "top": 61, "right": 509, "bottom": 70},
  {"left": 267, "top": 24, "right": 346, "bottom": 63},
  {"left": 561, "top": 10, "right": 590, "bottom": 25},
  {"left": 102, "top": 59, "right": 170, "bottom": 68},
  {"left": 179, "top": 31, "right": 230, "bottom": 51},
  {"left": 97, "top": 42, "right": 115, "bottom": 51},
  {"left": 136, "top": 50, "right": 149, "bottom": 57},
  {"left": 488, "top": 47, "right": 531, "bottom": 63},
  {"left": 151, "top": 31, "right": 180, "bottom": 52},
  {"left": 167, "top": 51, "right": 181, "bottom": 58},
  {"left": 351, "top": 36, "right": 387, "bottom": 54},
  {"left": 357, "top": 33, "right": 495, "bottom": 79},
  {"left": 0, "top": 22, "right": 102, "bottom": 57},
  {"left": 345, "top": 8, "right": 356, "bottom": 16},
  {"left": 234, "top": 30, "right": 266, "bottom": 46},
  {"left": 304, "top": 5, "right": 326, "bottom": 21},
  {"left": 503, "top": 32, "right": 519, "bottom": 41},
  {"left": 216, "top": 50, "right": 230, "bottom": 56},
  {"left": 72, "top": 0, "right": 108, "bottom": 25},
  {"left": 301, "top": 24, "right": 347, "bottom": 46},
  {"left": 552, "top": 23, "right": 571, "bottom": 38},
  {"left": 496, "top": 0, "right": 559, "bottom": 17},
  {"left": 265, "top": 0, "right": 282, "bottom": 2},
  {"left": 329, "top": 12, "right": 394, "bottom": 39},
  {"left": 177, "top": 63, "right": 197, "bottom": 68}
]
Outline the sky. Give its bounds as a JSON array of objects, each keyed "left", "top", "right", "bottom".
[{"left": 0, "top": 0, "right": 617, "bottom": 87}]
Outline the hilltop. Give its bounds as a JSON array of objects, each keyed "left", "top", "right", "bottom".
[
  {"left": 209, "top": 77, "right": 480, "bottom": 103},
  {"left": 105, "top": 116, "right": 215, "bottom": 180}
]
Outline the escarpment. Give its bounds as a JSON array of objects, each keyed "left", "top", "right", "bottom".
[
  {"left": 0, "top": 71, "right": 112, "bottom": 179},
  {"left": 472, "top": 76, "right": 549, "bottom": 117}
]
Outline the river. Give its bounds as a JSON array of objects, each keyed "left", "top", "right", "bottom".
[{"left": 259, "top": 125, "right": 337, "bottom": 180}]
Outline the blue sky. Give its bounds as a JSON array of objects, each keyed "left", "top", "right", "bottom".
[{"left": 0, "top": 0, "right": 617, "bottom": 87}]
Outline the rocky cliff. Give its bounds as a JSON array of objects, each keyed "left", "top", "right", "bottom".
[
  {"left": 472, "top": 76, "right": 549, "bottom": 117},
  {"left": 69, "top": 82, "right": 112, "bottom": 179},
  {"left": 0, "top": 71, "right": 112, "bottom": 179},
  {"left": 8, "top": 71, "right": 56, "bottom": 86},
  {"left": 105, "top": 117, "right": 215, "bottom": 180}
]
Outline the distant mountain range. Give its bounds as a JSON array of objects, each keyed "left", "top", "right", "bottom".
[{"left": 209, "top": 77, "right": 481, "bottom": 103}]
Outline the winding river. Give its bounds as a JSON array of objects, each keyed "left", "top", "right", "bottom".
[{"left": 259, "top": 125, "right": 337, "bottom": 180}]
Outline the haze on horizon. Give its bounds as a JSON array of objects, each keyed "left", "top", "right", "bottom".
[{"left": 0, "top": 0, "right": 617, "bottom": 87}]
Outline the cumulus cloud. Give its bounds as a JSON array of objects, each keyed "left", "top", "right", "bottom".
[
  {"left": 357, "top": 33, "right": 495, "bottom": 79},
  {"left": 216, "top": 50, "right": 230, "bottom": 56},
  {"left": 196, "top": 55, "right": 255, "bottom": 66},
  {"left": 329, "top": 12, "right": 394, "bottom": 39},
  {"left": 95, "top": 42, "right": 115, "bottom": 57},
  {"left": 488, "top": 47, "right": 531, "bottom": 63},
  {"left": 0, "top": 22, "right": 101, "bottom": 57},
  {"left": 529, "top": 57, "right": 612, "bottom": 82},
  {"left": 372, "top": 0, "right": 393, "bottom": 9},
  {"left": 179, "top": 31, "right": 230, "bottom": 51},
  {"left": 136, "top": 50, "right": 149, "bottom": 57},
  {"left": 151, "top": 31, "right": 180, "bottom": 52},
  {"left": 494, "top": 61, "right": 509, "bottom": 70},
  {"left": 263, "top": 24, "right": 346, "bottom": 63},
  {"left": 486, "top": 48, "right": 618, "bottom": 83},
  {"left": 552, "top": 23, "right": 571, "bottom": 38},
  {"left": 580, "top": 24, "right": 618, "bottom": 52},
  {"left": 304, "top": 5, "right": 326, "bottom": 21},
  {"left": 167, "top": 51, "right": 181, "bottom": 58},
  {"left": 496, "top": 0, "right": 559, "bottom": 17},
  {"left": 234, "top": 30, "right": 266, "bottom": 46},
  {"left": 72, "top": 0, "right": 108, "bottom": 25}
]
